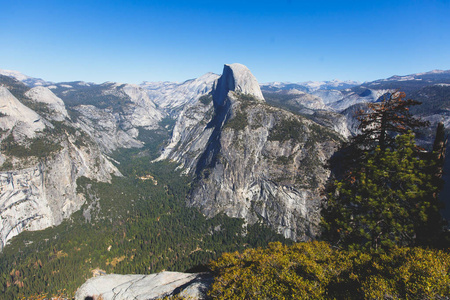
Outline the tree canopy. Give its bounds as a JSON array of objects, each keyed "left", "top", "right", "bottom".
[
  {"left": 322, "top": 133, "right": 442, "bottom": 250},
  {"left": 333, "top": 92, "right": 430, "bottom": 175},
  {"left": 322, "top": 92, "right": 446, "bottom": 251},
  {"left": 354, "top": 91, "right": 428, "bottom": 152}
]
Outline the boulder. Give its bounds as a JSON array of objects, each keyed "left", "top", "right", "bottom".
[{"left": 75, "top": 272, "right": 213, "bottom": 300}]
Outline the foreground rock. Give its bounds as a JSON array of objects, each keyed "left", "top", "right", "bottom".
[{"left": 75, "top": 272, "right": 213, "bottom": 300}]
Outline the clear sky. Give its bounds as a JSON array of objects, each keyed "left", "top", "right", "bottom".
[{"left": 1, "top": 0, "right": 450, "bottom": 84}]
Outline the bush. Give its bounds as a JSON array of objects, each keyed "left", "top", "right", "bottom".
[
  {"left": 268, "top": 118, "right": 305, "bottom": 142},
  {"left": 199, "top": 94, "right": 213, "bottom": 105},
  {"left": 1, "top": 133, "right": 62, "bottom": 158},
  {"left": 209, "top": 241, "right": 450, "bottom": 299}
]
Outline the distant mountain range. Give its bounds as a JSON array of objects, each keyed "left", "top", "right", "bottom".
[
  {"left": 1, "top": 65, "right": 449, "bottom": 243},
  {"left": 261, "top": 79, "right": 361, "bottom": 93}
]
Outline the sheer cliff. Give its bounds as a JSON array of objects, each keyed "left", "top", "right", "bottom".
[
  {"left": 0, "top": 79, "right": 120, "bottom": 250},
  {"left": 160, "top": 64, "right": 343, "bottom": 240}
]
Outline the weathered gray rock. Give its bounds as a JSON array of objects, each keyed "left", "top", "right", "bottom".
[
  {"left": 0, "top": 85, "right": 121, "bottom": 250},
  {"left": 74, "top": 104, "right": 144, "bottom": 153},
  {"left": 310, "top": 110, "right": 352, "bottom": 138},
  {"left": 0, "top": 87, "right": 46, "bottom": 138},
  {"left": 160, "top": 63, "right": 342, "bottom": 240},
  {"left": 284, "top": 89, "right": 326, "bottom": 110},
  {"left": 61, "top": 82, "right": 165, "bottom": 153},
  {"left": 189, "top": 94, "right": 340, "bottom": 240},
  {"left": 0, "top": 133, "right": 120, "bottom": 249},
  {"left": 0, "top": 69, "right": 52, "bottom": 87},
  {"left": 122, "top": 84, "right": 164, "bottom": 128},
  {"left": 156, "top": 95, "right": 215, "bottom": 171},
  {"left": 312, "top": 89, "right": 345, "bottom": 105},
  {"left": 213, "top": 63, "right": 264, "bottom": 106},
  {"left": 75, "top": 272, "right": 212, "bottom": 300},
  {"left": 25, "top": 86, "right": 69, "bottom": 121},
  {"left": 141, "top": 72, "right": 220, "bottom": 114},
  {"left": 328, "top": 88, "right": 392, "bottom": 111}
]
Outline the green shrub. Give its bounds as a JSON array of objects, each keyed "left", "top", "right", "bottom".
[
  {"left": 209, "top": 241, "right": 450, "bottom": 299},
  {"left": 1, "top": 134, "right": 62, "bottom": 158},
  {"left": 199, "top": 94, "right": 213, "bottom": 105},
  {"left": 268, "top": 118, "right": 305, "bottom": 142},
  {"left": 224, "top": 111, "right": 248, "bottom": 131}
]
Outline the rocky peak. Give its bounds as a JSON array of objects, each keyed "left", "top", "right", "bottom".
[
  {"left": 24, "top": 86, "right": 69, "bottom": 121},
  {"left": 213, "top": 63, "right": 264, "bottom": 106},
  {"left": 156, "top": 63, "right": 342, "bottom": 241},
  {"left": 0, "top": 69, "right": 51, "bottom": 87},
  {"left": 0, "top": 86, "right": 46, "bottom": 138}
]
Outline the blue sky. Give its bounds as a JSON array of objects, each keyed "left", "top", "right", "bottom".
[{"left": 1, "top": 0, "right": 450, "bottom": 84}]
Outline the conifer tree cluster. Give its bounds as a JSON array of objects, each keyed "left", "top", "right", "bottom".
[{"left": 322, "top": 91, "right": 447, "bottom": 250}]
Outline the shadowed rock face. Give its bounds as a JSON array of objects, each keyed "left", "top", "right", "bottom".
[
  {"left": 156, "top": 63, "right": 265, "bottom": 170},
  {"left": 74, "top": 272, "right": 213, "bottom": 300},
  {"left": 189, "top": 95, "right": 340, "bottom": 241},
  {"left": 213, "top": 63, "right": 264, "bottom": 106}
]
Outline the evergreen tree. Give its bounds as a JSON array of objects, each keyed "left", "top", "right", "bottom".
[
  {"left": 332, "top": 92, "right": 429, "bottom": 176},
  {"left": 322, "top": 133, "right": 441, "bottom": 250},
  {"left": 355, "top": 91, "right": 428, "bottom": 151},
  {"left": 322, "top": 91, "right": 447, "bottom": 250}
]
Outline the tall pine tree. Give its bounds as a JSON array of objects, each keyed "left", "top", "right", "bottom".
[
  {"left": 322, "top": 133, "right": 441, "bottom": 250},
  {"left": 322, "top": 92, "right": 446, "bottom": 251},
  {"left": 331, "top": 91, "right": 429, "bottom": 177}
]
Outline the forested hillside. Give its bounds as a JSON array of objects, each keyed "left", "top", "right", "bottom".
[{"left": 0, "top": 143, "right": 288, "bottom": 299}]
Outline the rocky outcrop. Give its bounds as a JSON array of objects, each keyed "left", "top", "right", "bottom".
[
  {"left": 310, "top": 110, "right": 352, "bottom": 138},
  {"left": 284, "top": 89, "right": 326, "bottom": 110},
  {"left": 141, "top": 72, "right": 220, "bottom": 114},
  {"left": 190, "top": 94, "right": 341, "bottom": 240},
  {"left": 0, "top": 87, "right": 46, "bottom": 138},
  {"left": 157, "top": 64, "right": 265, "bottom": 170},
  {"left": 73, "top": 104, "right": 145, "bottom": 153},
  {"left": 75, "top": 272, "right": 212, "bottom": 300},
  {"left": 213, "top": 63, "right": 264, "bottom": 106},
  {"left": 0, "top": 85, "right": 120, "bottom": 250},
  {"left": 156, "top": 95, "right": 215, "bottom": 171},
  {"left": 160, "top": 64, "right": 342, "bottom": 240},
  {"left": 46, "top": 81, "right": 165, "bottom": 153},
  {"left": 122, "top": 84, "right": 163, "bottom": 128},
  {"left": 0, "top": 138, "right": 120, "bottom": 249},
  {"left": 328, "top": 88, "right": 392, "bottom": 111},
  {"left": 25, "top": 86, "right": 69, "bottom": 121},
  {"left": 312, "top": 89, "right": 345, "bottom": 105}
]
